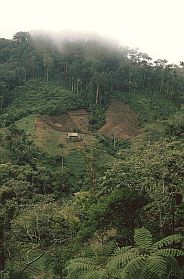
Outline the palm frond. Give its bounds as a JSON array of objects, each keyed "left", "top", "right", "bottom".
[
  {"left": 153, "top": 234, "right": 183, "bottom": 249},
  {"left": 134, "top": 228, "right": 153, "bottom": 248}
]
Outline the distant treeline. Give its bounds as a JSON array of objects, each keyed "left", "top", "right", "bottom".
[{"left": 1, "top": 31, "right": 184, "bottom": 109}]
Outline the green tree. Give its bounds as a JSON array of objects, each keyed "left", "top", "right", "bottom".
[
  {"left": 0, "top": 81, "right": 8, "bottom": 109},
  {"left": 3, "top": 125, "right": 34, "bottom": 165}
]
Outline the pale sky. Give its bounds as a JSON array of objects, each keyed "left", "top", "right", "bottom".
[{"left": 1, "top": 0, "right": 184, "bottom": 63}]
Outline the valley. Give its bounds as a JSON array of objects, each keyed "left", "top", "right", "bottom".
[{"left": 0, "top": 32, "right": 184, "bottom": 279}]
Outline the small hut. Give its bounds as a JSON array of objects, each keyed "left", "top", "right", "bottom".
[{"left": 66, "top": 133, "right": 80, "bottom": 142}]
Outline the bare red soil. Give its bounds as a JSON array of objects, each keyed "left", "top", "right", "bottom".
[{"left": 99, "top": 100, "right": 141, "bottom": 139}]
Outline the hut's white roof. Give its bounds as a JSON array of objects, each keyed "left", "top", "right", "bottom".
[{"left": 67, "top": 133, "right": 79, "bottom": 137}]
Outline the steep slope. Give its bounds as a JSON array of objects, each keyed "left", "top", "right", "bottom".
[{"left": 99, "top": 100, "right": 141, "bottom": 139}]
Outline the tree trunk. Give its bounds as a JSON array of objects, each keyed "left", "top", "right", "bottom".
[
  {"left": 60, "top": 69, "right": 62, "bottom": 84},
  {"left": 46, "top": 67, "right": 49, "bottom": 82},
  {"left": 95, "top": 85, "right": 99, "bottom": 105},
  {"left": 65, "top": 63, "right": 68, "bottom": 79},
  {"left": 76, "top": 79, "right": 79, "bottom": 96},
  {"left": 71, "top": 78, "right": 74, "bottom": 92},
  {"left": 128, "top": 81, "right": 131, "bottom": 95},
  {"left": 61, "top": 156, "right": 64, "bottom": 169},
  {"left": 24, "top": 68, "right": 27, "bottom": 81}
]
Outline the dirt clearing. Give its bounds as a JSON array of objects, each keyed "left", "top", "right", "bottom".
[
  {"left": 99, "top": 100, "right": 141, "bottom": 139},
  {"left": 18, "top": 101, "right": 141, "bottom": 156},
  {"left": 34, "top": 110, "right": 95, "bottom": 155}
]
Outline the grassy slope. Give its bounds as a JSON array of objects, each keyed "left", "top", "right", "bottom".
[
  {"left": 113, "top": 91, "right": 178, "bottom": 125},
  {"left": 0, "top": 79, "right": 81, "bottom": 126},
  {"left": 16, "top": 114, "right": 96, "bottom": 156}
]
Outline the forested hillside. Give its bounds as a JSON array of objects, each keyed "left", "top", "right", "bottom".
[{"left": 0, "top": 31, "right": 184, "bottom": 279}]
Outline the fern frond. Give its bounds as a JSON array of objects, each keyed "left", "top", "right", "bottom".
[
  {"left": 66, "top": 257, "right": 97, "bottom": 272},
  {"left": 100, "top": 241, "right": 117, "bottom": 257},
  {"left": 146, "top": 255, "right": 168, "bottom": 276},
  {"left": 167, "top": 257, "right": 181, "bottom": 277},
  {"left": 120, "top": 256, "right": 145, "bottom": 278},
  {"left": 155, "top": 248, "right": 184, "bottom": 257},
  {"left": 107, "top": 252, "right": 138, "bottom": 269},
  {"left": 97, "top": 241, "right": 117, "bottom": 264},
  {"left": 114, "top": 246, "right": 132, "bottom": 255},
  {"left": 107, "top": 268, "right": 122, "bottom": 279},
  {"left": 134, "top": 228, "right": 153, "bottom": 248},
  {"left": 80, "top": 269, "right": 106, "bottom": 279},
  {"left": 67, "top": 268, "right": 85, "bottom": 279},
  {"left": 153, "top": 234, "right": 183, "bottom": 249},
  {"left": 139, "top": 267, "right": 156, "bottom": 279}
]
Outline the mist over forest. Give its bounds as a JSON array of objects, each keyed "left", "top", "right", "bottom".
[{"left": 0, "top": 30, "right": 184, "bottom": 279}]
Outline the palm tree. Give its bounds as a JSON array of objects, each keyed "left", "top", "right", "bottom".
[{"left": 66, "top": 228, "right": 184, "bottom": 279}]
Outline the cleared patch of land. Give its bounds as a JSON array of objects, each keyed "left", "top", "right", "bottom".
[
  {"left": 17, "top": 110, "right": 95, "bottom": 156},
  {"left": 16, "top": 101, "right": 141, "bottom": 155},
  {"left": 38, "top": 109, "right": 89, "bottom": 133},
  {"left": 99, "top": 100, "right": 141, "bottom": 139}
]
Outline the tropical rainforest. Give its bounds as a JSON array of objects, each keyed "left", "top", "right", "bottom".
[{"left": 0, "top": 31, "right": 184, "bottom": 278}]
